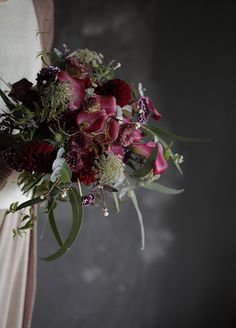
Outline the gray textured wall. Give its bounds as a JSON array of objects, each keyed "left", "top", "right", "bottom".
[{"left": 32, "top": 1, "right": 236, "bottom": 327}]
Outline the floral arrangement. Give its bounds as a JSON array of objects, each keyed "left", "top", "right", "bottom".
[{"left": 0, "top": 46, "right": 206, "bottom": 261}]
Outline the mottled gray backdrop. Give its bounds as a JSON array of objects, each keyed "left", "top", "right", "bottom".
[{"left": 32, "top": 1, "right": 236, "bottom": 327}]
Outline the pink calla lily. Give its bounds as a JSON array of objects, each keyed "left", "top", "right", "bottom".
[
  {"left": 107, "top": 118, "right": 120, "bottom": 143},
  {"left": 58, "top": 70, "right": 85, "bottom": 110},
  {"left": 131, "top": 141, "right": 168, "bottom": 175},
  {"left": 77, "top": 110, "right": 107, "bottom": 133}
]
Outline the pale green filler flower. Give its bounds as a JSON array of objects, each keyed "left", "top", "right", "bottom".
[{"left": 72, "top": 49, "right": 104, "bottom": 68}]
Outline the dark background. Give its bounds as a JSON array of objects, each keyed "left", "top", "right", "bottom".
[{"left": 32, "top": 1, "right": 236, "bottom": 327}]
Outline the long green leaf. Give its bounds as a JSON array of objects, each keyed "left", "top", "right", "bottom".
[
  {"left": 129, "top": 191, "right": 145, "bottom": 250},
  {"left": 48, "top": 199, "right": 63, "bottom": 247},
  {"left": 16, "top": 196, "right": 45, "bottom": 211},
  {"left": 42, "top": 187, "right": 84, "bottom": 261},
  {"left": 147, "top": 124, "right": 210, "bottom": 143},
  {"left": 142, "top": 182, "right": 184, "bottom": 195},
  {"left": 133, "top": 147, "right": 158, "bottom": 178}
]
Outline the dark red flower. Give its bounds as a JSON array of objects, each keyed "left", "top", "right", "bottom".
[
  {"left": 95, "top": 79, "right": 132, "bottom": 107},
  {"left": 9, "top": 78, "right": 39, "bottom": 108},
  {"left": 66, "top": 137, "right": 97, "bottom": 186},
  {"left": 22, "top": 141, "right": 57, "bottom": 173}
]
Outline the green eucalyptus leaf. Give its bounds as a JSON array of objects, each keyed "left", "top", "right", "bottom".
[
  {"left": 16, "top": 196, "right": 45, "bottom": 211},
  {"left": 133, "top": 147, "right": 158, "bottom": 178},
  {"left": 129, "top": 191, "right": 145, "bottom": 250},
  {"left": 52, "top": 157, "right": 65, "bottom": 171},
  {"left": 147, "top": 124, "right": 210, "bottom": 143},
  {"left": 60, "top": 162, "right": 72, "bottom": 184},
  {"left": 50, "top": 167, "right": 61, "bottom": 183},
  {"left": 141, "top": 182, "right": 184, "bottom": 195},
  {"left": 48, "top": 199, "right": 63, "bottom": 247},
  {"left": 119, "top": 186, "right": 135, "bottom": 199},
  {"left": 42, "top": 187, "right": 84, "bottom": 261}
]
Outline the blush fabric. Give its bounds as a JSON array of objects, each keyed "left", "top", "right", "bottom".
[{"left": 0, "top": 1, "right": 53, "bottom": 327}]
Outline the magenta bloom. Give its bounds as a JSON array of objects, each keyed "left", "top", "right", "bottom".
[
  {"left": 77, "top": 95, "right": 119, "bottom": 143},
  {"left": 58, "top": 70, "right": 85, "bottom": 110},
  {"left": 131, "top": 141, "right": 168, "bottom": 175}
]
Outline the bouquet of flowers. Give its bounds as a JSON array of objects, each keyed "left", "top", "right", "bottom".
[{"left": 0, "top": 46, "right": 206, "bottom": 261}]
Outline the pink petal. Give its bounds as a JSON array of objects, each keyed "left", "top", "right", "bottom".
[
  {"left": 130, "top": 141, "right": 155, "bottom": 157},
  {"left": 96, "top": 95, "right": 116, "bottom": 116},
  {"left": 146, "top": 97, "right": 162, "bottom": 120},
  {"left": 153, "top": 143, "right": 168, "bottom": 174},
  {"left": 111, "top": 144, "right": 125, "bottom": 159},
  {"left": 133, "top": 129, "right": 143, "bottom": 142},
  {"left": 107, "top": 118, "right": 120, "bottom": 142},
  {"left": 58, "top": 70, "right": 85, "bottom": 110}
]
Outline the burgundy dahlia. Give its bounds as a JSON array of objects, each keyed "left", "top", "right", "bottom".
[
  {"left": 95, "top": 79, "right": 132, "bottom": 107},
  {"left": 22, "top": 141, "right": 57, "bottom": 173}
]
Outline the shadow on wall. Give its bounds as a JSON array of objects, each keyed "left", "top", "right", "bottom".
[{"left": 32, "top": 1, "right": 236, "bottom": 328}]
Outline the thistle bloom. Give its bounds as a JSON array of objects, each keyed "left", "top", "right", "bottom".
[
  {"left": 131, "top": 141, "right": 168, "bottom": 175},
  {"left": 95, "top": 152, "right": 125, "bottom": 185}
]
